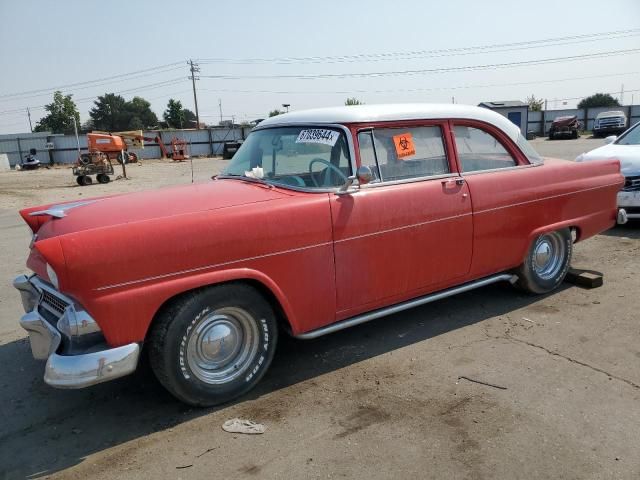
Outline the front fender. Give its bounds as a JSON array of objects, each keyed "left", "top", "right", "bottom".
[{"left": 82, "top": 268, "right": 297, "bottom": 347}]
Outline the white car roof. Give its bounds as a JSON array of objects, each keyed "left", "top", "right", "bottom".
[{"left": 257, "top": 103, "right": 522, "bottom": 142}]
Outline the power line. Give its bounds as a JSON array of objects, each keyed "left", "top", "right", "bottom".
[
  {"left": 198, "top": 71, "right": 640, "bottom": 96},
  {"left": 0, "top": 78, "right": 188, "bottom": 116},
  {"left": 197, "top": 28, "right": 640, "bottom": 65},
  {"left": 200, "top": 48, "right": 640, "bottom": 80},
  {"left": 0, "top": 61, "right": 185, "bottom": 100}
]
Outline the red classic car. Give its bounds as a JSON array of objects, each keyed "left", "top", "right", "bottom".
[{"left": 14, "top": 104, "right": 623, "bottom": 406}]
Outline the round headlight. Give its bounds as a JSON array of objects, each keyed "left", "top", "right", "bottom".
[{"left": 46, "top": 263, "right": 59, "bottom": 289}]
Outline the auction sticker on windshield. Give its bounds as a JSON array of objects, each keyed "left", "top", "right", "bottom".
[{"left": 295, "top": 129, "right": 340, "bottom": 146}]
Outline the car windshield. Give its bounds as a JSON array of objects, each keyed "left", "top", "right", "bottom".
[
  {"left": 220, "top": 126, "right": 351, "bottom": 189},
  {"left": 615, "top": 123, "right": 640, "bottom": 146}
]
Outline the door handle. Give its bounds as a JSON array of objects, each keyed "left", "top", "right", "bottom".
[{"left": 442, "top": 177, "right": 465, "bottom": 186}]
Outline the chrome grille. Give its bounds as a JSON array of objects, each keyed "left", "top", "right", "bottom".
[
  {"left": 623, "top": 176, "right": 640, "bottom": 192},
  {"left": 41, "top": 289, "right": 69, "bottom": 316},
  {"left": 598, "top": 117, "right": 624, "bottom": 126}
]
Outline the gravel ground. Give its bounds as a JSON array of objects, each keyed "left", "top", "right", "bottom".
[{"left": 1, "top": 139, "right": 639, "bottom": 480}]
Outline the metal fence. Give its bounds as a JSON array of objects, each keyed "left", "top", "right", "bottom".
[{"left": 0, "top": 127, "right": 251, "bottom": 167}]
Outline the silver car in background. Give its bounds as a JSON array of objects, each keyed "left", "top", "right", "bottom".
[{"left": 577, "top": 122, "right": 640, "bottom": 223}]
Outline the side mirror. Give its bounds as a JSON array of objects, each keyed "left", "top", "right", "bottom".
[
  {"left": 604, "top": 135, "right": 617, "bottom": 145},
  {"left": 356, "top": 165, "right": 374, "bottom": 185}
]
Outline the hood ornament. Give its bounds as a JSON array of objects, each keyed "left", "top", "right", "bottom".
[{"left": 29, "top": 200, "right": 98, "bottom": 219}]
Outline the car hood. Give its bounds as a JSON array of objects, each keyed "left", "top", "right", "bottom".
[
  {"left": 21, "top": 179, "right": 293, "bottom": 240},
  {"left": 577, "top": 144, "right": 640, "bottom": 177}
]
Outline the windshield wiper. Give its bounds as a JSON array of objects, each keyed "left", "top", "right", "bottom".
[{"left": 216, "top": 173, "right": 273, "bottom": 188}]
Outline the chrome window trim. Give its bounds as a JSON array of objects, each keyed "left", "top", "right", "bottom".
[
  {"left": 461, "top": 162, "right": 541, "bottom": 177},
  {"left": 357, "top": 172, "right": 459, "bottom": 190},
  {"left": 239, "top": 123, "right": 356, "bottom": 194}
]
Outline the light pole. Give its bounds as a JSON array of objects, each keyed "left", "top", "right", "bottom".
[
  {"left": 71, "top": 116, "right": 81, "bottom": 160},
  {"left": 282, "top": 103, "right": 290, "bottom": 113}
]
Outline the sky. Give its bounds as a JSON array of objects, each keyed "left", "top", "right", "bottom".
[{"left": 0, "top": 0, "right": 639, "bottom": 134}]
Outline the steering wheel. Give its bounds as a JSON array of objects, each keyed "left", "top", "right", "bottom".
[{"left": 309, "top": 158, "right": 348, "bottom": 188}]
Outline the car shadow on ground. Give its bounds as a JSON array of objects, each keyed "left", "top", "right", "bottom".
[
  {"left": 0, "top": 282, "right": 563, "bottom": 478},
  {"left": 600, "top": 223, "right": 640, "bottom": 239}
]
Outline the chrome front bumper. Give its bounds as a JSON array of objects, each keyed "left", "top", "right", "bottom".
[{"left": 13, "top": 275, "right": 140, "bottom": 389}]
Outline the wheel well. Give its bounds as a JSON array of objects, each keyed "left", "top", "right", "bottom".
[
  {"left": 570, "top": 226, "right": 581, "bottom": 243},
  {"left": 147, "top": 279, "right": 293, "bottom": 340}
]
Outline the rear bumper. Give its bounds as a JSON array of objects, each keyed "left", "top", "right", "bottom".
[{"left": 14, "top": 274, "right": 140, "bottom": 389}]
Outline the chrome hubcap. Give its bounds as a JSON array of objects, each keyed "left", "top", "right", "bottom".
[
  {"left": 186, "top": 307, "right": 259, "bottom": 384},
  {"left": 532, "top": 233, "right": 565, "bottom": 280}
]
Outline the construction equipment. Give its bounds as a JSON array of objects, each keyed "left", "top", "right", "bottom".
[
  {"left": 83, "top": 132, "right": 139, "bottom": 165},
  {"left": 73, "top": 150, "right": 114, "bottom": 186},
  {"left": 117, "top": 131, "right": 189, "bottom": 162}
]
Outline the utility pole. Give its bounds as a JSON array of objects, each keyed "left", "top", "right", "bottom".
[
  {"left": 621, "top": 83, "right": 624, "bottom": 105},
  {"left": 26, "top": 108, "right": 33, "bottom": 132},
  {"left": 219, "top": 99, "right": 223, "bottom": 125},
  {"left": 188, "top": 60, "right": 200, "bottom": 129}
]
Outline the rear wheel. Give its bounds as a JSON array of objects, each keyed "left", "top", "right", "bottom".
[
  {"left": 148, "top": 284, "right": 278, "bottom": 406},
  {"left": 516, "top": 229, "right": 572, "bottom": 294}
]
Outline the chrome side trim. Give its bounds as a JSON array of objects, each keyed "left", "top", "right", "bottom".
[
  {"left": 473, "top": 181, "right": 623, "bottom": 215},
  {"left": 96, "top": 241, "right": 333, "bottom": 291},
  {"left": 44, "top": 343, "right": 140, "bottom": 389},
  {"left": 294, "top": 273, "right": 517, "bottom": 340},
  {"left": 335, "top": 212, "right": 472, "bottom": 244}
]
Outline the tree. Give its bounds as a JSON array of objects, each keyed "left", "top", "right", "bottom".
[
  {"left": 269, "top": 109, "right": 283, "bottom": 117},
  {"left": 183, "top": 108, "right": 197, "bottom": 127},
  {"left": 89, "top": 93, "right": 129, "bottom": 131},
  {"left": 578, "top": 93, "right": 621, "bottom": 110},
  {"left": 526, "top": 94, "right": 544, "bottom": 112},
  {"left": 89, "top": 94, "right": 158, "bottom": 131},
  {"left": 164, "top": 99, "right": 186, "bottom": 128},
  {"left": 126, "top": 96, "right": 158, "bottom": 130},
  {"left": 33, "top": 91, "right": 80, "bottom": 134},
  {"left": 345, "top": 97, "right": 364, "bottom": 106}
]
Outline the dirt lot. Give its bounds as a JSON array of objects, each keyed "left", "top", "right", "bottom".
[{"left": 1, "top": 138, "right": 639, "bottom": 479}]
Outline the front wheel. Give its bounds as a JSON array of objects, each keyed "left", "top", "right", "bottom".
[
  {"left": 148, "top": 284, "right": 278, "bottom": 406},
  {"left": 515, "top": 229, "right": 572, "bottom": 294}
]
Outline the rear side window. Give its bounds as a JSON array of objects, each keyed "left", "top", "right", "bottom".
[
  {"left": 453, "top": 126, "right": 517, "bottom": 172},
  {"left": 358, "top": 126, "right": 449, "bottom": 182}
]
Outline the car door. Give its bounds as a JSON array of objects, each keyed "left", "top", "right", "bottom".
[
  {"left": 330, "top": 123, "right": 473, "bottom": 319},
  {"left": 450, "top": 121, "right": 537, "bottom": 278}
]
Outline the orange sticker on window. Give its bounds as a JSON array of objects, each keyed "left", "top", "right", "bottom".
[{"left": 392, "top": 132, "right": 416, "bottom": 158}]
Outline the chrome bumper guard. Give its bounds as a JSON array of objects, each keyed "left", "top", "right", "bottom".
[{"left": 13, "top": 274, "right": 140, "bottom": 388}]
